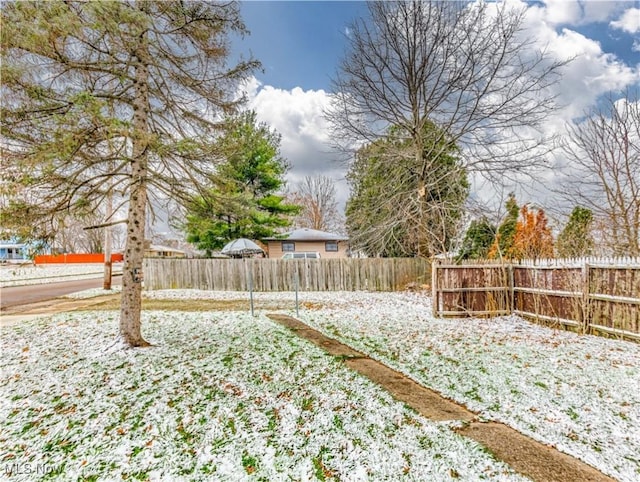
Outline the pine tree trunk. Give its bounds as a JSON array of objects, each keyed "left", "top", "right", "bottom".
[
  {"left": 120, "top": 178, "right": 149, "bottom": 347},
  {"left": 119, "top": 26, "right": 151, "bottom": 348}
]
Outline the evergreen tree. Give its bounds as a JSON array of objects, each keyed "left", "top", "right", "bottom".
[
  {"left": 1, "top": 1, "right": 257, "bottom": 346},
  {"left": 458, "top": 217, "right": 496, "bottom": 260},
  {"left": 184, "top": 112, "right": 299, "bottom": 254},
  {"left": 346, "top": 123, "right": 469, "bottom": 257},
  {"left": 556, "top": 207, "right": 594, "bottom": 258},
  {"left": 489, "top": 194, "right": 519, "bottom": 259}
]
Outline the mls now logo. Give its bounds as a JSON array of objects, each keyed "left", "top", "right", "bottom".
[{"left": 3, "top": 463, "right": 62, "bottom": 476}]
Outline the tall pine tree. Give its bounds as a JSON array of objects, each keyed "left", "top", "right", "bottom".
[
  {"left": 346, "top": 123, "right": 468, "bottom": 257},
  {"left": 458, "top": 217, "right": 496, "bottom": 260},
  {"left": 1, "top": 1, "right": 258, "bottom": 346},
  {"left": 556, "top": 207, "right": 594, "bottom": 258},
  {"left": 488, "top": 194, "right": 519, "bottom": 259},
  {"left": 184, "top": 111, "right": 299, "bottom": 254}
]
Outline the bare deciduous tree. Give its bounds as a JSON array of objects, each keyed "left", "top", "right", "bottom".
[
  {"left": 329, "top": 1, "right": 567, "bottom": 170},
  {"left": 328, "top": 1, "right": 568, "bottom": 256},
  {"left": 291, "top": 175, "right": 342, "bottom": 233},
  {"left": 560, "top": 92, "right": 640, "bottom": 256}
]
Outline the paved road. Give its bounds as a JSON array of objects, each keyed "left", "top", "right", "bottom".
[{"left": 0, "top": 275, "right": 122, "bottom": 309}]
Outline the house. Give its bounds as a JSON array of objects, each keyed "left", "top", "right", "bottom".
[
  {"left": 0, "top": 241, "right": 28, "bottom": 262},
  {"left": 0, "top": 239, "right": 50, "bottom": 263},
  {"left": 264, "top": 228, "right": 349, "bottom": 259},
  {"left": 144, "top": 244, "right": 187, "bottom": 258}
]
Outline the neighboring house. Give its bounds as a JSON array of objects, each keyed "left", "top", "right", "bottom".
[
  {"left": 0, "top": 239, "right": 51, "bottom": 262},
  {"left": 264, "top": 228, "right": 349, "bottom": 259},
  {"left": 144, "top": 244, "right": 187, "bottom": 258},
  {"left": 0, "top": 241, "right": 28, "bottom": 262}
]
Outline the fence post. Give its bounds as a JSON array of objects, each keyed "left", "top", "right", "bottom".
[
  {"left": 295, "top": 262, "right": 300, "bottom": 317},
  {"left": 582, "top": 262, "right": 591, "bottom": 334},
  {"left": 248, "top": 260, "right": 255, "bottom": 317},
  {"left": 431, "top": 260, "right": 438, "bottom": 318},
  {"left": 508, "top": 264, "right": 515, "bottom": 313}
]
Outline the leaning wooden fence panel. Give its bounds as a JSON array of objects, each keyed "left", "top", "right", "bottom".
[
  {"left": 144, "top": 257, "right": 430, "bottom": 292},
  {"left": 431, "top": 263, "right": 510, "bottom": 317},
  {"left": 588, "top": 265, "right": 640, "bottom": 338},
  {"left": 512, "top": 265, "right": 585, "bottom": 329},
  {"left": 433, "top": 257, "right": 640, "bottom": 341}
]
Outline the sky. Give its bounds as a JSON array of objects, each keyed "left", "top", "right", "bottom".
[{"left": 229, "top": 0, "right": 640, "bottom": 223}]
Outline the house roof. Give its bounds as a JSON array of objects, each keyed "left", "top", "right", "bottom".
[
  {"left": 264, "top": 228, "right": 348, "bottom": 242},
  {"left": 146, "top": 244, "right": 186, "bottom": 254},
  {"left": 0, "top": 243, "right": 26, "bottom": 249}
]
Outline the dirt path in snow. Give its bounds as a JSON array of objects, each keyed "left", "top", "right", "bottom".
[{"left": 267, "top": 313, "right": 616, "bottom": 482}]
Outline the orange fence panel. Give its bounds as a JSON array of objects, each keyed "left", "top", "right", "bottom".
[{"left": 34, "top": 253, "right": 124, "bottom": 264}]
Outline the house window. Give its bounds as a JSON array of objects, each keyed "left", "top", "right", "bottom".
[
  {"left": 282, "top": 241, "right": 295, "bottom": 252},
  {"left": 325, "top": 241, "right": 338, "bottom": 252}
]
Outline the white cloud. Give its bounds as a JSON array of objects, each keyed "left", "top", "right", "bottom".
[
  {"left": 243, "top": 80, "right": 350, "bottom": 209},
  {"left": 581, "top": 1, "right": 630, "bottom": 23},
  {"left": 508, "top": 3, "right": 640, "bottom": 211},
  {"left": 610, "top": 7, "right": 640, "bottom": 33},
  {"left": 529, "top": 0, "right": 631, "bottom": 26},
  {"left": 540, "top": 0, "right": 582, "bottom": 25},
  {"left": 520, "top": 5, "right": 639, "bottom": 125}
]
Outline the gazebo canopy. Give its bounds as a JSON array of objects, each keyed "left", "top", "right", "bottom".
[{"left": 220, "top": 238, "right": 264, "bottom": 257}]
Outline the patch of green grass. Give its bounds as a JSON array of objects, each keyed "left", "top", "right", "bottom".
[
  {"left": 130, "top": 446, "right": 144, "bottom": 458},
  {"left": 534, "top": 381, "right": 548, "bottom": 389},
  {"left": 332, "top": 414, "right": 343, "bottom": 430},
  {"left": 301, "top": 397, "right": 314, "bottom": 411},
  {"left": 211, "top": 437, "right": 229, "bottom": 450},
  {"left": 20, "top": 420, "right": 38, "bottom": 434},
  {"left": 226, "top": 417, "right": 237, "bottom": 435},
  {"left": 312, "top": 446, "right": 333, "bottom": 481},
  {"left": 443, "top": 356, "right": 460, "bottom": 366},
  {"left": 333, "top": 354, "right": 360, "bottom": 362},
  {"left": 222, "top": 353, "right": 235, "bottom": 368},
  {"left": 242, "top": 451, "right": 258, "bottom": 474},
  {"left": 200, "top": 463, "right": 217, "bottom": 475},
  {"left": 45, "top": 437, "right": 77, "bottom": 455},
  {"left": 267, "top": 408, "right": 279, "bottom": 432},
  {"left": 419, "top": 435, "right": 434, "bottom": 450},
  {"left": 464, "top": 387, "right": 483, "bottom": 402}
]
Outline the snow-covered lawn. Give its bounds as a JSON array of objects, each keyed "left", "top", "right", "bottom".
[
  {"left": 1, "top": 309, "right": 524, "bottom": 481},
  {"left": 0, "top": 263, "right": 123, "bottom": 288},
  {"left": 137, "top": 289, "right": 640, "bottom": 481},
  {"left": 291, "top": 290, "right": 638, "bottom": 482},
  {"left": 63, "top": 286, "right": 122, "bottom": 299},
  {"left": 2, "top": 289, "right": 638, "bottom": 481}
]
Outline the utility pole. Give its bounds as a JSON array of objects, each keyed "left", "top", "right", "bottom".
[{"left": 103, "top": 188, "right": 113, "bottom": 290}]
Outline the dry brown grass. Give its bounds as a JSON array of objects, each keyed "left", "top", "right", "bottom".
[{"left": 77, "top": 295, "right": 327, "bottom": 312}]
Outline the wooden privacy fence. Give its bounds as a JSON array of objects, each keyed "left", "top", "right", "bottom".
[
  {"left": 432, "top": 258, "right": 640, "bottom": 341},
  {"left": 144, "top": 257, "right": 430, "bottom": 292}
]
